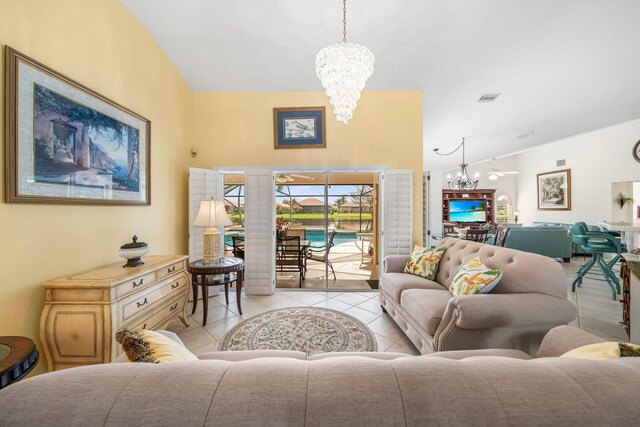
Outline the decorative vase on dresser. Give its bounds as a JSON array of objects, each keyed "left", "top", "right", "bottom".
[{"left": 40, "top": 255, "right": 190, "bottom": 371}]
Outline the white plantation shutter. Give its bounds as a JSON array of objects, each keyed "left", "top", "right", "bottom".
[
  {"left": 244, "top": 170, "right": 276, "bottom": 295},
  {"left": 188, "top": 168, "right": 223, "bottom": 262},
  {"left": 380, "top": 170, "right": 413, "bottom": 261}
]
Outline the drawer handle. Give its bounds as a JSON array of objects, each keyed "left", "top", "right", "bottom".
[
  {"left": 133, "top": 278, "right": 144, "bottom": 288},
  {"left": 171, "top": 282, "right": 180, "bottom": 290},
  {"left": 136, "top": 298, "right": 148, "bottom": 309},
  {"left": 167, "top": 266, "right": 176, "bottom": 273},
  {"left": 142, "top": 323, "right": 147, "bottom": 329},
  {"left": 169, "top": 303, "right": 178, "bottom": 312}
]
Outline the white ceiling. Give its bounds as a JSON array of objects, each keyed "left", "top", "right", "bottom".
[{"left": 121, "top": 0, "right": 640, "bottom": 170}]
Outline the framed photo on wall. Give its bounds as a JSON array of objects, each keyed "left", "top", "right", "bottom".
[
  {"left": 5, "top": 47, "right": 151, "bottom": 205},
  {"left": 537, "top": 169, "right": 571, "bottom": 210},
  {"left": 273, "top": 107, "right": 326, "bottom": 149}
]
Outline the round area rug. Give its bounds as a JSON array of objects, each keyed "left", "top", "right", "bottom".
[{"left": 219, "top": 307, "right": 377, "bottom": 354}]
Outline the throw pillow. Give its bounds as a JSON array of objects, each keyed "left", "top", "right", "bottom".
[
  {"left": 404, "top": 245, "right": 446, "bottom": 280},
  {"left": 449, "top": 256, "right": 504, "bottom": 296},
  {"left": 116, "top": 328, "right": 198, "bottom": 363},
  {"left": 560, "top": 342, "right": 640, "bottom": 360}
]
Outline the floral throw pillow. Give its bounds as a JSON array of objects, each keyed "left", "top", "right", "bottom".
[
  {"left": 404, "top": 245, "right": 446, "bottom": 280},
  {"left": 449, "top": 256, "right": 504, "bottom": 296}
]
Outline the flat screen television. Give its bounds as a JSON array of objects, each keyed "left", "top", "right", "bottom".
[{"left": 448, "top": 199, "right": 487, "bottom": 223}]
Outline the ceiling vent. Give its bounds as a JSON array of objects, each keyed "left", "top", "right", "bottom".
[{"left": 478, "top": 93, "right": 500, "bottom": 102}]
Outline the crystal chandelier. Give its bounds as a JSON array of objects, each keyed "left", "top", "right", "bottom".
[
  {"left": 434, "top": 138, "right": 480, "bottom": 190},
  {"left": 316, "top": 0, "right": 374, "bottom": 123}
]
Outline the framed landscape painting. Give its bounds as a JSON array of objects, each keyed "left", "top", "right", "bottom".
[
  {"left": 5, "top": 47, "right": 150, "bottom": 205},
  {"left": 273, "top": 107, "right": 326, "bottom": 149},
  {"left": 537, "top": 169, "right": 571, "bottom": 210}
]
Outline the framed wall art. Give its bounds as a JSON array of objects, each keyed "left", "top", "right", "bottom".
[
  {"left": 273, "top": 107, "right": 326, "bottom": 149},
  {"left": 537, "top": 169, "right": 571, "bottom": 210},
  {"left": 5, "top": 47, "right": 151, "bottom": 205}
]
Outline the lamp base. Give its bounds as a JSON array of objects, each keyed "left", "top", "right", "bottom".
[{"left": 203, "top": 227, "right": 223, "bottom": 260}]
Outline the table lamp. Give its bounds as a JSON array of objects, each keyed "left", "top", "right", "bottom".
[
  {"left": 192, "top": 200, "right": 232, "bottom": 261},
  {"left": 514, "top": 210, "right": 520, "bottom": 224}
]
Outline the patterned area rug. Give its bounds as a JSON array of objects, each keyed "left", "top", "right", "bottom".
[{"left": 219, "top": 307, "right": 377, "bottom": 354}]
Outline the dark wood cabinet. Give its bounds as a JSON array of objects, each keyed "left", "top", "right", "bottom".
[{"left": 442, "top": 189, "right": 496, "bottom": 227}]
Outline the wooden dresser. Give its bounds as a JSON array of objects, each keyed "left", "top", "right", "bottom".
[{"left": 40, "top": 255, "right": 190, "bottom": 371}]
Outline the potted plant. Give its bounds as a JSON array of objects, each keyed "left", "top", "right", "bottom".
[{"left": 614, "top": 192, "right": 634, "bottom": 210}]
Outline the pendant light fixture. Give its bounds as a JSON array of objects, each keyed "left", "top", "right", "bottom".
[
  {"left": 316, "top": 0, "right": 374, "bottom": 124},
  {"left": 434, "top": 138, "right": 480, "bottom": 190}
]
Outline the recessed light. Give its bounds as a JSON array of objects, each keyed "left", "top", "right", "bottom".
[
  {"left": 478, "top": 93, "right": 500, "bottom": 102},
  {"left": 515, "top": 131, "right": 535, "bottom": 140}
]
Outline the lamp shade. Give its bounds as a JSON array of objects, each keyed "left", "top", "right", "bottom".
[{"left": 192, "top": 200, "right": 232, "bottom": 228}]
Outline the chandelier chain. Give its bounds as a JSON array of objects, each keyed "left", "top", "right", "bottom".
[{"left": 343, "top": 0, "right": 347, "bottom": 43}]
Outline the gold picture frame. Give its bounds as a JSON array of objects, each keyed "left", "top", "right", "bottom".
[
  {"left": 5, "top": 46, "right": 151, "bottom": 205},
  {"left": 537, "top": 169, "right": 571, "bottom": 211},
  {"left": 273, "top": 106, "right": 326, "bottom": 149}
]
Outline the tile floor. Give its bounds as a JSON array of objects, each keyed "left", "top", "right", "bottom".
[{"left": 167, "top": 256, "right": 628, "bottom": 356}]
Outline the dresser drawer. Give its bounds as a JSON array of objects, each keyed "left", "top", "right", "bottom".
[
  {"left": 120, "top": 274, "right": 188, "bottom": 322},
  {"left": 131, "top": 295, "right": 185, "bottom": 331},
  {"left": 157, "top": 261, "right": 186, "bottom": 280},
  {"left": 115, "top": 272, "right": 157, "bottom": 299}
]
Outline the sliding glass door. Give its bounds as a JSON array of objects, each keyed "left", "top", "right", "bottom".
[{"left": 274, "top": 171, "right": 379, "bottom": 291}]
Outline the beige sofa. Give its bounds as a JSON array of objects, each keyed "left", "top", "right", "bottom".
[
  {"left": 380, "top": 238, "right": 577, "bottom": 355},
  {"left": 1, "top": 327, "right": 639, "bottom": 426}
]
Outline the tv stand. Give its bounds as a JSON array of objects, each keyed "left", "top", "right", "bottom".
[{"left": 442, "top": 189, "right": 496, "bottom": 226}]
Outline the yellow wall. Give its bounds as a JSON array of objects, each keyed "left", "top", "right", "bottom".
[
  {"left": 0, "top": 0, "right": 193, "bottom": 374},
  {"left": 192, "top": 91, "right": 424, "bottom": 243},
  {"left": 0, "top": 1, "right": 423, "bottom": 376}
]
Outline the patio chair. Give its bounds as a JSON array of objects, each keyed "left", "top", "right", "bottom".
[
  {"left": 231, "top": 236, "right": 245, "bottom": 259},
  {"left": 276, "top": 236, "right": 304, "bottom": 287},
  {"left": 306, "top": 230, "right": 337, "bottom": 280}
]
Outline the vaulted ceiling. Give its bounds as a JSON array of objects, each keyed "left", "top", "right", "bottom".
[{"left": 121, "top": 0, "right": 640, "bottom": 169}]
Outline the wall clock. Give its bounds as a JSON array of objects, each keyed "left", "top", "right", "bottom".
[{"left": 634, "top": 139, "right": 640, "bottom": 163}]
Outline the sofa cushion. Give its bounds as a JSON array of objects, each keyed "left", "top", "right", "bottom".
[
  {"left": 309, "top": 352, "right": 410, "bottom": 361},
  {"left": 381, "top": 272, "right": 445, "bottom": 300},
  {"left": 449, "top": 256, "right": 504, "bottom": 296},
  {"left": 404, "top": 245, "right": 446, "bottom": 280},
  {"left": 401, "top": 289, "right": 452, "bottom": 335}
]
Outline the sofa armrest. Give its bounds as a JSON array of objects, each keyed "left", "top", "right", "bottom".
[
  {"left": 535, "top": 326, "right": 606, "bottom": 358},
  {"left": 383, "top": 255, "right": 410, "bottom": 273},
  {"left": 443, "top": 293, "right": 577, "bottom": 330}
]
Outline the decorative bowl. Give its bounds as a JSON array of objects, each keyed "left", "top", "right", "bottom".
[{"left": 118, "top": 235, "right": 149, "bottom": 267}]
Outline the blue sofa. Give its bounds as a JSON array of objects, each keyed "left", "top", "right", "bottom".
[{"left": 504, "top": 226, "right": 572, "bottom": 262}]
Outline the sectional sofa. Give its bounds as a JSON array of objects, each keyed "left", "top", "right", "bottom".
[
  {"left": 380, "top": 238, "right": 577, "bottom": 354},
  {"left": 0, "top": 326, "right": 638, "bottom": 426}
]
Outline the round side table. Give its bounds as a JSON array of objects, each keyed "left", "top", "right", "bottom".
[
  {"left": 188, "top": 257, "right": 244, "bottom": 326},
  {"left": 0, "top": 336, "right": 38, "bottom": 389}
]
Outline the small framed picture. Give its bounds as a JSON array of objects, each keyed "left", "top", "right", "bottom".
[
  {"left": 537, "top": 169, "right": 571, "bottom": 210},
  {"left": 273, "top": 107, "right": 326, "bottom": 149}
]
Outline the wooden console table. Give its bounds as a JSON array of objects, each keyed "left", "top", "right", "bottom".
[{"left": 40, "top": 255, "right": 189, "bottom": 371}]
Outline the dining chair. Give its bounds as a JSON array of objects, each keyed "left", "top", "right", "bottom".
[
  {"left": 306, "top": 231, "right": 337, "bottom": 280},
  {"left": 442, "top": 223, "right": 457, "bottom": 236},
  {"left": 492, "top": 226, "right": 510, "bottom": 247},
  {"left": 276, "top": 236, "right": 304, "bottom": 287},
  {"left": 570, "top": 222, "right": 626, "bottom": 300},
  {"left": 465, "top": 229, "right": 489, "bottom": 243}
]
